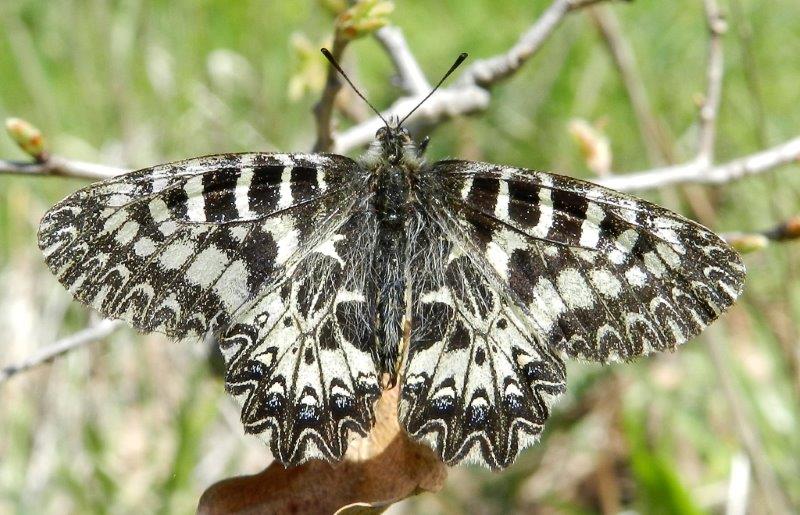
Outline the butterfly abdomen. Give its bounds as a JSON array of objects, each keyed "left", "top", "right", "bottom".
[{"left": 369, "top": 159, "right": 412, "bottom": 378}]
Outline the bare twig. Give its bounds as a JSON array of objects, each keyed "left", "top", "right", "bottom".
[
  {"left": 0, "top": 320, "right": 123, "bottom": 384},
  {"left": 588, "top": 5, "right": 673, "bottom": 165},
  {"left": 721, "top": 215, "right": 800, "bottom": 254},
  {"left": 457, "top": 0, "right": 611, "bottom": 88},
  {"left": 0, "top": 156, "right": 125, "bottom": 180},
  {"left": 332, "top": 85, "right": 491, "bottom": 153},
  {"left": 331, "top": 0, "right": 612, "bottom": 153},
  {"left": 1, "top": 0, "right": 796, "bottom": 196},
  {"left": 330, "top": 0, "right": 799, "bottom": 201},
  {"left": 697, "top": 0, "right": 727, "bottom": 166},
  {"left": 596, "top": 136, "right": 800, "bottom": 192},
  {"left": 373, "top": 26, "right": 430, "bottom": 96},
  {"left": 3, "top": 134, "right": 796, "bottom": 193},
  {"left": 692, "top": 7, "right": 796, "bottom": 482},
  {"left": 313, "top": 37, "right": 350, "bottom": 152}
]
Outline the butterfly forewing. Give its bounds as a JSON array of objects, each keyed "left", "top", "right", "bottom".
[
  {"left": 428, "top": 160, "right": 746, "bottom": 362},
  {"left": 38, "top": 153, "right": 360, "bottom": 340}
]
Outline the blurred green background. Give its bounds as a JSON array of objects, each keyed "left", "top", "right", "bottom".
[{"left": 1, "top": 0, "right": 799, "bottom": 513}]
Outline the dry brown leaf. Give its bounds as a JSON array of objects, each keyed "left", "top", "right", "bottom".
[{"left": 197, "top": 386, "right": 447, "bottom": 515}]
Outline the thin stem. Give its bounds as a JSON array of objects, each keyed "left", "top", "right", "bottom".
[
  {"left": 696, "top": 0, "right": 727, "bottom": 166},
  {"left": 596, "top": 136, "right": 800, "bottom": 192},
  {"left": 0, "top": 156, "right": 125, "bottom": 180},
  {"left": 0, "top": 320, "right": 123, "bottom": 384},
  {"left": 457, "top": 0, "right": 606, "bottom": 88},
  {"left": 313, "top": 37, "right": 350, "bottom": 152},
  {"left": 374, "top": 26, "right": 430, "bottom": 96},
  {"left": 589, "top": 5, "right": 673, "bottom": 165}
]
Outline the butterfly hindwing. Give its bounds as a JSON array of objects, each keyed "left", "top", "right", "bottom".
[
  {"left": 429, "top": 160, "right": 746, "bottom": 362},
  {"left": 400, "top": 211, "right": 566, "bottom": 469},
  {"left": 220, "top": 212, "right": 381, "bottom": 465},
  {"left": 38, "top": 152, "right": 359, "bottom": 340}
]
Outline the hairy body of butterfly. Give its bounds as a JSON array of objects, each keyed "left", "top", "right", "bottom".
[{"left": 38, "top": 126, "right": 745, "bottom": 469}]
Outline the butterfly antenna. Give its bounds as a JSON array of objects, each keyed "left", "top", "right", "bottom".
[
  {"left": 398, "top": 52, "right": 468, "bottom": 128},
  {"left": 321, "top": 48, "right": 389, "bottom": 127}
]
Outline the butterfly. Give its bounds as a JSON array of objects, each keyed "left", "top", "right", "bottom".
[{"left": 37, "top": 51, "right": 745, "bottom": 469}]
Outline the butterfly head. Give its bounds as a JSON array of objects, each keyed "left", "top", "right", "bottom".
[
  {"left": 375, "top": 125, "right": 415, "bottom": 164},
  {"left": 320, "top": 48, "right": 467, "bottom": 166}
]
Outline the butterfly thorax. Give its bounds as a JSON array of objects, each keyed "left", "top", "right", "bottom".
[{"left": 361, "top": 126, "right": 423, "bottom": 380}]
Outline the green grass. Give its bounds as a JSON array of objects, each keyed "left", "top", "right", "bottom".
[{"left": 1, "top": 0, "right": 799, "bottom": 513}]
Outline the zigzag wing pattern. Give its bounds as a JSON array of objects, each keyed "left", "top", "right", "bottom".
[
  {"left": 400, "top": 211, "right": 566, "bottom": 469},
  {"left": 38, "top": 153, "right": 359, "bottom": 340},
  {"left": 431, "top": 160, "right": 746, "bottom": 362},
  {"left": 220, "top": 211, "right": 381, "bottom": 465}
]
